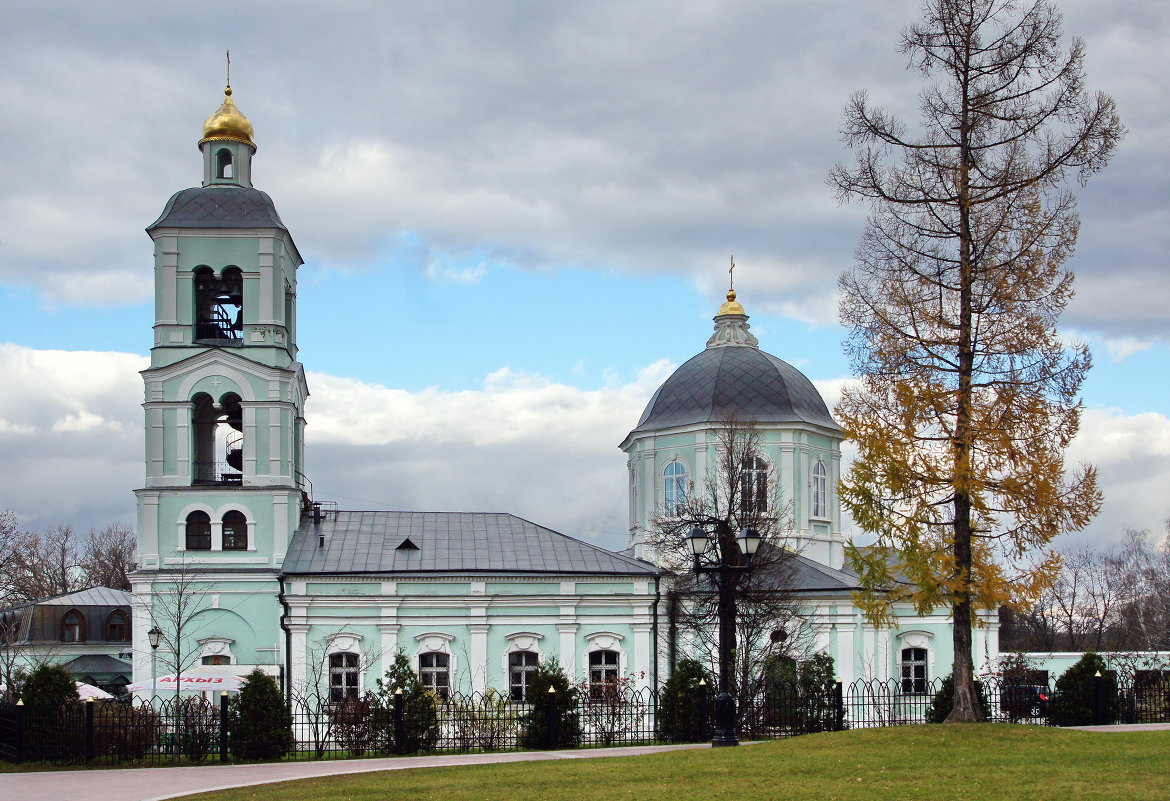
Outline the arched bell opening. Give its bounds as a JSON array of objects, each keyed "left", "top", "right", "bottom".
[
  {"left": 194, "top": 266, "right": 244, "bottom": 343},
  {"left": 192, "top": 391, "right": 244, "bottom": 485},
  {"left": 215, "top": 148, "right": 234, "bottom": 179}
]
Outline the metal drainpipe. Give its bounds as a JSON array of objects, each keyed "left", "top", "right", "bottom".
[
  {"left": 667, "top": 587, "right": 679, "bottom": 674},
  {"left": 277, "top": 575, "right": 293, "bottom": 700}
]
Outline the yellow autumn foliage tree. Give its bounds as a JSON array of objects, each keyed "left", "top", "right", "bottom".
[{"left": 830, "top": 0, "right": 1122, "bottom": 721}]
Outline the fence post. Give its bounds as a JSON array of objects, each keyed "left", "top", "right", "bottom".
[
  {"left": 84, "top": 698, "right": 95, "bottom": 763},
  {"left": 219, "top": 691, "right": 229, "bottom": 762},
  {"left": 833, "top": 681, "right": 845, "bottom": 731},
  {"left": 545, "top": 686, "right": 557, "bottom": 750},
  {"left": 1092, "top": 671, "right": 1104, "bottom": 725},
  {"left": 13, "top": 700, "right": 24, "bottom": 764},
  {"left": 696, "top": 679, "right": 710, "bottom": 740},
  {"left": 393, "top": 689, "right": 405, "bottom": 755}
]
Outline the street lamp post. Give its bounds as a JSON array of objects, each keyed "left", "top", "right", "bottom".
[
  {"left": 148, "top": 625, "right": 162, "bottom": 702},
  {"left": 687, "top": 523, "right": 760, "bottom": 747}
]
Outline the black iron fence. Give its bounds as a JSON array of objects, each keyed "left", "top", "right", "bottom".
[{"left": 2, "top": 675, "right": 1167, "bottom": 766}]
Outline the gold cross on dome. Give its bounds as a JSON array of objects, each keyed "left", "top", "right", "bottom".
[{"left": 728, "top": 255, "right": 735, "bottom": 291}]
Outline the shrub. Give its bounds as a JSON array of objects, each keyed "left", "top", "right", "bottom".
[
  {"left": 331, "top": 695, "right": 376, "bottom": 756},
  {"left": 19, "top": 663, "right": 81, "bottom": 760},
  {"left": 20, "top": 663, "right": 79, "bottom": 706},
  {"left": 229, "top": 669, "right": 294, "bottom": 760},
  {"left": 658, "top": 659, "right": 713, "bottom": 743},
  {"left": 926, "top": 674, "right": 989, "bottom": 723},
  {"left": 576, "top": 672, "right": 643, "bottom": 746},
  {"left": 176, "top": 696, "right": 218, "bottom": 761},
  {"left": 94, "top": 700, "right": 159, "bottom": 761},
  {"left": 1049, "top": 652, "right": 1118, "bottom": 726},
  {"left": 521, "top": 657, "right": 580, "bottom": 749},
  {"left": 792, "top": 653, "right": 840, "bottom": 734},
  {"left": 375, "top": 650, "right": 439, "bottom": 754},
  {"left": 450, "top": 689, "right": 518, "bottom": 751}
]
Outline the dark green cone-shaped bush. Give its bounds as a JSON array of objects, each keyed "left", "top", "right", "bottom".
[
  {"left": 658, "top": 659, "right": 713, "bottom": 742},
  {"left": 1049, "top": 652, "right": 1118, "bottom": 726},
  {"left": 229, "top": 669, "right": 293, "bottom": 760},
  {"left": 521, "top": 657, "right": 580, "bottom": 749}
]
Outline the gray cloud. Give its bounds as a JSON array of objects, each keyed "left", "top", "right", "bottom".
[
  {"left": 0, "top": 346, "right": 1163, "bottom": 554},
  {"left": 2, "top": 1, "right": 1164, "bottom": 336}
]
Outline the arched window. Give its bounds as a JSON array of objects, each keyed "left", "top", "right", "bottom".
[
  {"left": 222, "top": 510, "right": 248, "bottom": 550},
  {"left": 663, "top": 461, "right": 687, "bottom": 516},
  {"left": 900, "top": 647, "right": 929, "bottom": 694},
  {"left": 185, "top": 510, "right": 212, "bottom": 550},
  {"left": 588, "top": 649, "right": 620, "bottom": 698},
  {"left": 739, "top": 456, "right": 768, "bottom": 516},
  {"left": 329, "top": 652, "right": 360, "bottom": 702},
  {"left": 811, "top": 461, "right": 828, "bottom": 518},
  {"left": 61, "top": 610, "right": 85, "bottom": 642},
  {"left": 508, "top": 651, "right": 539, "bottom": 702},
  {"left": 216, "top": 148, "right": 233, "bottom": 179},
  {"left": 194, "top": 266, "right": 243, "bottom": 342},
  {"left": 419, "top": 652, "right": 450, "bottom": 699},
  {"left": 105, "top": 610, "right": 129, "bottom": 642}
]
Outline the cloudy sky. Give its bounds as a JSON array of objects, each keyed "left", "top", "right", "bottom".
[{"left": 1, "top": 1, "right": 1167, "bottom": 554}]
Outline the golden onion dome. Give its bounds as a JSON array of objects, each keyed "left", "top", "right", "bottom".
[
  {"left": 716, "top": 288, "right": 746, "bottom": 316},
  {"left": 199, "top": 86, "right": 255, "bottom": 149}
]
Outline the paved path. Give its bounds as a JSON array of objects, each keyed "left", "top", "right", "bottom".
[
  {"left": 1066, "top": 722, "right": 1170, "bottom": 732},
  {"left": 0, "top": 743, "right": 707, "bottom": 801}
]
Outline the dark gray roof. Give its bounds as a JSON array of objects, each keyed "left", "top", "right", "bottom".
[
  {"left": 784, "top": 554, "right": 864, "bottom": 594},
  {"left": 688, "top": 551, "right": 865, "bottom": 597},
  {"left": 61, "top": 655, "right": 131, "bottom": 676},
  {"left": 282, "top": 511, "right": 660, "bottom": 577},
  {"left": 632, "top": 345, "right": 839, "bottom": 433},
  {"left": 148, "top": 185, "right": 287, "bottom": 231},
  {"left": 37, "top": 587, "right": 132, "bottom": 607}
]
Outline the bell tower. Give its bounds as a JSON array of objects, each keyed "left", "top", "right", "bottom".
[{"left": 134, "top": 82, "right": 309, "bottom": 577}]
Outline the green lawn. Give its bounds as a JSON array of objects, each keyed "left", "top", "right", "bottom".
[{"left": 179, "top": 725, "right": 1170, "bottom": 801}]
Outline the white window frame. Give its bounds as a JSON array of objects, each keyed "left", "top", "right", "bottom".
[
  {"left": 414, "top": 632, "right": 456, "bottom": 698},
  {"left": 896, "top": 631, "right": 934, "bottom": 695},
  {"left": 177, "top": 504, "right": 216, "bottom": 552},
  {"left": 663, "top": 460, "right": 688, "bottom": 517},
  {"left": 324, "top": 632, "right": 365, "bottom": 702},
  {"left": 583, "top": 631, "right": 627, "bottom": 690},
  {"left": 739, "top": 454, "right": 770, "bottom": 516},
  {"left": 503, "top": 632, "right": 543, "bottom": 702},
  {"left": 811, "top": 460, "right": 828, "bottom": 519},
  {"left": 217, "top": 504, "right": 256, "bottom": 551}
]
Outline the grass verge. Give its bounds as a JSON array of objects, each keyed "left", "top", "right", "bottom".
[{"left": 177, "top": 724, "right": 1170, "bottom": 801}]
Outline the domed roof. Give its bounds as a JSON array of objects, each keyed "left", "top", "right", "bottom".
[
  {"left": 199, "top": 86, "right": 255, "bottom": 149},
  {"left": 630, "top": 291, "right": 839, "bottom": 435},
  {"left": 147, "top": 185, "right": 286, "bottom": 232},
  {"left": 633, "top": 345, "right": 839, "bottom": 433}
]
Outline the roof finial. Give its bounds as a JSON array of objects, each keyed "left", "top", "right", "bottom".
[
  {"left": 226, "top": 50, "right": 231, "bottom": 92},
  {"left": 709, "top": 255, "right": 757, "bottom": 347}
]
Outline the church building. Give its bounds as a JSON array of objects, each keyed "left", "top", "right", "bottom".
[{"left": 130, "top": 85, "right": 998, "bottom": 704}]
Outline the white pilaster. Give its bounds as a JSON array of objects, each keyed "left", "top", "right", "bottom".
[
  {"left": 632, "top": 622, "right": 653, "bottom": 685},
  {"left": 469, "top": 617, "right": 489, "bottom": 692},
  {"left": 289, "top": 623, "right": 309, "bottom": 698},
  {"left": 836, "top": 613, "right": 856, "bottom": 683},
  {"left": 558, "top": 620, "right": 579, "bottom": 676}
]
